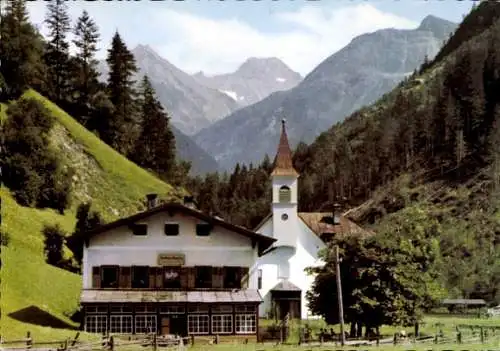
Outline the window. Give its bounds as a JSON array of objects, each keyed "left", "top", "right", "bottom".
[
  {"left": 131, "top": 223, "right": 148, "bottom": 236},
  {"left": 164, "top": 223, "right": 179, "bottom": 236},
  {"left": 223, "top": 267, "right": 241, "bottom": 289},
  {"left": 135, "top": 304, "right": 156, "bottom": 314},
  {"left": 212, "top": 315, "right": 233, "bottom": 334},
  {"left": 101, "top": 266, "right": 119, "bottom": 288},
  {"left": 195, "top": 266, "right": 212, "bottom": 288},
  {"left": 188, "top": 305, "right": 209, "bottom": 314},
  {"left": 132, "top": 266, "right": 150, "bottom": 288},
  {"left": 278, "top": 262, "right": 290, "bottom": 279},
  {"left": 211, "top": 305, "right": 233, "bottom": 314},
  {"left": 257, "top": 269, "right": 262, "bottom": 290},
  {"left": 135, "top": 315, "right": 157, "bottom": 334},
  {"left": 279, "top": 186, "right": 291, "bottom": 203},
  {"left": 196, "top": 223, "right": 211, "bottom": 236},
  {"left": 110, "top": 305, "right": 132, "bottom": 314},
  {"left": 235, "top": 305, "right": 256, "bottom": 313},
  {"left": 235, "top": 314, "right": 256, "bottom": 334},
  {"left": 85, "top": 305, "right": 108, "bottom": 314},
  {"left": 281, "top": 213, "right": 288, "bottom": 221},
  {"left": 85, "top": 315, "right": 107, "bottom": 333},
  {"left": 163, "top": 267, "right": 181, "bottom": 288},
  {"left": 109, "top": 315, "right": 133, "bottom": 334},
  {"left": 188, "top": 315, "right": 209, "bottom": 335},
  {"left": 160, "top": 306, "right": 185, "bottom": 314}
]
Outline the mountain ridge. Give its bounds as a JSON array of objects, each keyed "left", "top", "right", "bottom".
[
  {"left": 192, "top": 56, "right": 302, "bottom": 107},
  {"left": 194, "top": 15, "right": 459, "bottom": 171}
]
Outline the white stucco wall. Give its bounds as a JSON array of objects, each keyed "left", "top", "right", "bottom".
[
  {"left": 83, "top": 210, "right": 259, "bottom": 289},
  {"left": 253, "top": 215, "right": 326, "bottom": 319}
]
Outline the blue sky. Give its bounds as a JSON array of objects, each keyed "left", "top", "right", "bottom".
[{"left": 26, "top": 0, "right": 475, "bottom": 77}]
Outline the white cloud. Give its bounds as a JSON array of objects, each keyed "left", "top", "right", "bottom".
[
  {"left": 27, "top": 2, "right": 417, "bottom": 77},
  {"left": 149, "top": 4, "right": 418, "bottom": 76}
]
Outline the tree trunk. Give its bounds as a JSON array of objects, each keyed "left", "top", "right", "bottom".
[
  {"left": 356, "top": 320, "right": 363, "bottom": 338},
  {"left": 349, "top": 322, "right": 356, "bottom": 338}
]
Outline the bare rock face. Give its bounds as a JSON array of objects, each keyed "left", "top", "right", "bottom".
[
  {"left": 194, "top": 16, "right": 457, "bottom": 171},
  {"left": 97, "top": 44, "right": 239, "bottom": 136},
  {"left": 193, "top": 57, "right": 302, "bottom": 108}
]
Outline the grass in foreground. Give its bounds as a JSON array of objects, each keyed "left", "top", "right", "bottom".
[{"left": 1, "top": 91, "right": 178, "bottom": 341}]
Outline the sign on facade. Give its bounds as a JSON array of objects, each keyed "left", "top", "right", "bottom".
[{"left": 157, "top": 253, "right": 185, "bottom": 266}]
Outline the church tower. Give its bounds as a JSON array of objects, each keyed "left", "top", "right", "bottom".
[{"left": 271, "top": 119, "right": 299, "bottom": 248}]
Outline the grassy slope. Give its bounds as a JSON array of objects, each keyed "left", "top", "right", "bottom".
[{"left": 1, "top": 90, "right": 182, "bottom": 340}]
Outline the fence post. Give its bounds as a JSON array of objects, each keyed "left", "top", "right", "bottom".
[
  {"left": 153, "top": 333, "right": 157, "bottom": 351},
  {"left": 71, "top": 332, "right": 80, "bottom": 347},
  {"left": 480, "top": 327, "right": 484, "bottom": 343},
  {"left": 26, "top": 331, "right": 32, "bottom": 350},
  {"left": 190, "top": 334, "right": 194, "bottom": 346},
  {"left": 109, "top": 336, "right": 114, "bottom": 351}
]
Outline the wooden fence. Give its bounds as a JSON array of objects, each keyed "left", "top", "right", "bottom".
[
  {"left": 0, "top": 332, "right": 186, "bottom": 351},
  {"left": 2, "top": 325, "right": 500, "bottom": 351}
]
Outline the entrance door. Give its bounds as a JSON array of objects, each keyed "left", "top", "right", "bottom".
[
  {"left": 161, "top": 317, "right": 170, "bottom": 335},
  {"left": 169, "top": 315, "right": 187, "bottom": 336}
]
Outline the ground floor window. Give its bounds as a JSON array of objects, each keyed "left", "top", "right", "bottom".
[
  {"left": 211, "top": 315, "right": 233, "bottom": 334},
  {"left": 135, "top": 315, "right": 157, "bottom": 334},
  {"left": 188, "top": 315, "right": 209, "bottom": 335},
  {"left": 235, "top": 314, "right": 256, "bottom": 334},
  {"left": 85, "top": 315, "right": 107, "bottom": 333},
  {"left": 109, "top": 315, "right": 133, "bottom": 334}
]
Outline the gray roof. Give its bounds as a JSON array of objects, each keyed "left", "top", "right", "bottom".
[
  {"left": 81, "top": 289, "right": 262, "bottom": 304},
  {"left": 270, "top": 280, "right": 301, "bottom": 292},
  {"left": 442, "top": 299, "right": 486, "bottom": 305}
]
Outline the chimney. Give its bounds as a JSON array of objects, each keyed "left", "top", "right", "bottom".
[
  {"left": 146, "top": 193, "right": 158, "bottom": 210},
  {"left": 333, "top": 203, "right": 341, "bottom": 225},
  {"left": 183, "top": 196, "right": 196, "bottom": 209}
]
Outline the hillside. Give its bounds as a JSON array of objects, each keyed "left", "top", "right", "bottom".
[
  {"left": 193, "top": 57, "right": 302, "bottom": 107},
  {"left": 188, "top": 2, "right": 500, "bottom": 304},
  {"left": 194, "top": 15, "right": 458, "bottom": 171},
  {"left": 1, "top": 90, "right": 182, "bottom": 339},
  {"left": 293, "top": 3, "right": 500, "bottom": 302},
  {"left": 171, "top": 125, "right": 221, "bottom": 175}
]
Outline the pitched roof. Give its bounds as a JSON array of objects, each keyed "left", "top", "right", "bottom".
[
  {"left": 270, "top": 280, "right": 301, "bottom": 292},
  {"left": 298, "top": 212, "right": 374, "bottom": 239},
  {"left": 271, "top": 119, "right": 299, "bottom": 177},
  {"left": 253, "top": 211, "right": 373, "bottom": 242},
  {"left": 73, "top": 202, "right": 275, "bottom": 253},
  {"left": 81, "top": 289, "right": 262, "bottom": 303},
  {"left": 441, "top": 299, "right": 486, "bottom": 306}
]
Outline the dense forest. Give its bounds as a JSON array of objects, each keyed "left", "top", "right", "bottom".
[
  {"left": 189, "top": 1, "right": 500, "bottom": 305},
  {"left": 1, "top": 0, "right": 499, "bottom": 311}
]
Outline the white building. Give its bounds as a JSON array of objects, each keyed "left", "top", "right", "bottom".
[
  {"left": 250, "top": 120, "right": 370, "bottom": 320},
  {"left": 75, "top": 196, "right": 275, "bottom": 337}
]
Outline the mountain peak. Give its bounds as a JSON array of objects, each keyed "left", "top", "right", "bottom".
[
  {"left": 132, "top": 44, "right": 161, "bottom": 58},
  {"left": 239, "top": 57, "right": 288, "bottom": 70},
  {"left": 418, "top": 15, "right": 457, "bottom": 40}
]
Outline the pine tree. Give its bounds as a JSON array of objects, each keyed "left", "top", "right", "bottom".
[
  {"left": 0, "top": 0, "right": 46, "bottom": 99},
  {"left": 44, "top": 0, "right": 71, "bottom": 103},
  {"left": 105, "top": 31, "right": 139, "bottom": 154},
  {"left": 72, "top": 10, "right": 101, "bottom": 125},
  {"left": 132, "top": 75, "right": 176, "bottom": 179}
]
